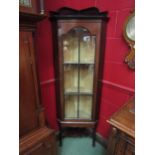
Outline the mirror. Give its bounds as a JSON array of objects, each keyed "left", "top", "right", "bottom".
[{"left": 123, "top": 11, "right": 135, "bottom": 69}]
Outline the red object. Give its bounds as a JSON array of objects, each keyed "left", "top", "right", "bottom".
[{"left": 36, "top": 0, "right": 135, "bottom": 139}]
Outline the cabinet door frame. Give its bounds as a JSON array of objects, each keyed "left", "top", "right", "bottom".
[{"left": 57, "top": 20, "right": 102, "bottom": 121}]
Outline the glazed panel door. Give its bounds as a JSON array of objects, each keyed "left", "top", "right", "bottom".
[{"left": 58, "top": 20, "right": 102, "bottom": 121}]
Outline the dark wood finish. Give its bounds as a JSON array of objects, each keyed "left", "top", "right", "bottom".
[
  {"left": 60, "top": 120, "right": 96, "bottom": 128},
  {"left": 20, "top": 127, "right": 57, "bottom": 155},
  {"left": 107, "top": 98, "right": 135, "bottom": 138},
  {"left": 50, "top": 7, "right": 109, "bottom": 146},
  {"left": 19, "top": 12, "right": 46, "bottom": 30},
  {"left": 19, "top": 9, "right": 57, "bottom": 154},
  {"left": 50, "top": 7, "right": 109, "bottom": 20},
  {"left": 19, "top": 31, "right": 39, "bottom": 136},
  {"left": 107, "top": 98, "right": 135, "bottom": 155}
]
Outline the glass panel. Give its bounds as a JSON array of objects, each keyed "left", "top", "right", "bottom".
[
  {"left": 79, "top": 96, "right": 92, "bottom": 119},
  {"left": 64, "top": 95, "right": 78, "bottom": 118},
  {"left": 63, "top": 35, "right": 78, "bottom": 64},
  {"left": 80, "top": 36, "right": 96, "bottom": 63},
  {"left": 79, "top": 65, "right": 94, "bottom": 93},
  {"left": 62, "top": 27, "right": 96, "bottom": 120},
  {"left": 64, "top": 65, "right": 78, "bottom": 93},
  {"left": 126, "top": 16, "right": 135, "bottom": 41},
  {"left": 19, "top": 0, "right": 32, "bottom": 7}
]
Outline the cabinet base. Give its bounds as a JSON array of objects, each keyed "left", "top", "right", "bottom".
[{"left": 58, "top": 120, "right": 97, "bottom": 147}]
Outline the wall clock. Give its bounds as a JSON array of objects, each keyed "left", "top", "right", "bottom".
[{"left": 19, "top": 0, "right": 44, "bottom": 14}]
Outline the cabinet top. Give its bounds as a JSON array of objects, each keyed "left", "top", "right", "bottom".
[
  {"left": 50, "top": 7, "right": 109, "bottom": 20},
  {"left": 107, "top": 98, "right": 135, "bottom": 138}
]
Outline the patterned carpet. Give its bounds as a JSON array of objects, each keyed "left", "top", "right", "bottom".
[{"left": 58, "top": 137, "right": 107, "bottom": 155}]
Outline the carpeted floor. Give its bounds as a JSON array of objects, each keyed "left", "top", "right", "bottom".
[{"left": 58, "top": 137, "right": 107, "bottom": 155}]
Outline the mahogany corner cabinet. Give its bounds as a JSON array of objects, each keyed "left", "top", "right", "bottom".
[{"left": 50, "top": 7, "right": 109, "bottom": 146}]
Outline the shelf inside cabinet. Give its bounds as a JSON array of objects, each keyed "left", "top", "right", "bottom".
[
  {"left": 64, "top": 64, "right": 94, "bottom": 94},
  {"left": 64, "top": 92, "right": 93, "bottom": 95},
  {"left": 63, "top": 62, "right": 95, "bottom": 65},
  {"left": 64, "top": 95, "right": 93, "bottom": 119}
]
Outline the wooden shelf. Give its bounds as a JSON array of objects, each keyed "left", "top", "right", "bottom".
[
  {"left": 64, "top": 92, "right": 93, "bottom": 95},
  {"left": 63, "top": 62, "right": 94, "bottom": 65}
]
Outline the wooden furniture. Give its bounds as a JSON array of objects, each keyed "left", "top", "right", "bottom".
[
  {"left": 50, "top": 7, "right": 109, "bottom": 146},
  {"left": 20, "top": 127, "right": 56, "bottom": 155},
  {"left": 19, "top": 0, "right": 44, "bottom": 14},
  {"left": 107, "top": 98, "right": 135, "bottom": 155},
  {"left": 19, "top": 1, "right": 57, "bottom": 155}
]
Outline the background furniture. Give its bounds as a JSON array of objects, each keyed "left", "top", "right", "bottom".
[
  {"left": 19, "top": 1, "right": 57, "bottom": 154},
  {"left": 106, "top": 98, "right": 135, "bottom": 155},
  {"left": 123, "top": 11, "right": 135, "bottom": 69},
  {"left": 19, "top": 0, "right": 44, "bottom": 14},
  {"left": 50, "top": 7, "right": 109, "bottom": 146}
]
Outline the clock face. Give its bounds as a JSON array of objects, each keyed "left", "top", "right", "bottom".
[
  {"left": 19, "top": 0, "right": 38, "bottom": 14},
  {"left": 126, "top": 15, "right": 135, "bottom": 41},
  {"left": 19, "top": 0, "right": 32, "bottom": 7}
]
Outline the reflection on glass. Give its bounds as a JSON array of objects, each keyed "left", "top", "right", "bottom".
[
  {"left": 80, "top": 36, "right": 95, "bottom": 63},
  {"left": 79, "top": 96, "right": 92, "bottom": 119},
  {"left": 62, "top": 27, "right": 96, "bottom": 120},
  {"left": 65, "top": 96, "right": 78, "bottom": 118},
  {"left": 63, "top": 36, "right": 78, "bottom": 63},
  {"left": 64, "top": 65, "right": 78, "bottom": 93},
  {"left": 62, "top": 27, "right": 96, "bottom": 64},
  {"left": 126, "top": 16, "right": 135, "bottom": 41},
  {"left": 80, "top": 65, "right": 94, "bottom": 93}
]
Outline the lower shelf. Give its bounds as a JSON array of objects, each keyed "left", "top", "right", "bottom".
[
  {"left": 59, "top": 120, "right": 97, "bottom": 128},
  {"left": 58, "top": 120, "right": 97, "bottom": 147}
]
